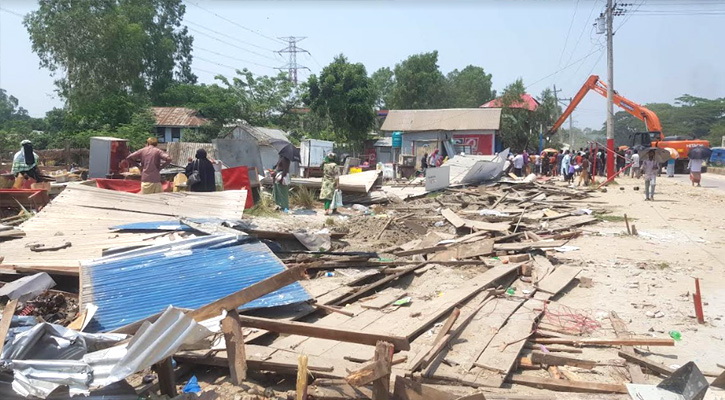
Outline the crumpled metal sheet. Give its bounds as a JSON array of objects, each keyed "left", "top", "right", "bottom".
[
  {"left": 2, "top": 323, "right": 125, "bottom": 362},
  {"left": 9, "top": 306, "right": 210, "bottom": 399},
  {"left": 0, "top": 272, "right": 56, "bottom": 302}
]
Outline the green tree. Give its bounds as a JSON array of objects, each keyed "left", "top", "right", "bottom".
[
  {"left": 370, "top": 67, "right": 394, "bottom": 109},
  {"left": 390, "top": 51, "right": 446, "bottom": 109},
  {"left": 25, "top": 0, "right": 195, "bottom": 128},
  {"left": 445, "top": 65, "right": 495, "bottom": 108},
  {"left": 158, "top": 83, "right": 240, "bottom": 125},
  {"left": 303, "top": 54, "right": 375, "bottom": 150},
  {"left": 217, "top": 70, "right": 297, "bottom": 128},
  {"left": 0, "top": 89, "right": 29, "bottom": 124}
]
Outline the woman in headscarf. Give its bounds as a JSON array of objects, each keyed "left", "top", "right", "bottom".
[
  {"left": 185, "top": 149, "right": 216, "bottom": 192},
  {"left": 320, "top": 152, "right": 339, "bottom": 215},
  {"left": 11, "top": 140, "right": 42, "bottom": 181},
  {"left": 272, "top": 153, "right": 291, "bottom": 211}
]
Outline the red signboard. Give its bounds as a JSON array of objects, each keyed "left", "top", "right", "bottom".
[{"left": 452, "top": 134, "right": 493, "bottom": 155}]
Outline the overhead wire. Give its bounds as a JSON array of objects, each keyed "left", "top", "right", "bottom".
[
  {"left": 0, "top": 7, "right": 23, "bottom": 18},
  {"left": 188, "top": 27, "right": 279, "bottom": 62},
  {"left": 185, "top": 20, "right": 278, "bottom": 53},
  {"left": 195, "top": 46, "right": 275, "bottom": 69},
  {"left": 555, "top": 0, "right": 582, "bottom": 84},
  {"left": 564, "top": 0, "right": 602, "bottom": 68},
  {"left": 187, "top": 1, "right": 285, "bottom": 45},
  {"left": 527, "top": 47, "right": 602, "bottom": 90}
]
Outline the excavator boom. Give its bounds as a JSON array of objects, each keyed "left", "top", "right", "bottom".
[{"left": 548, "top": 75, "right": 663, "bottom": 138}]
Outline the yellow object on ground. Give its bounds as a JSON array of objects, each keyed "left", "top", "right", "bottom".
[
  {"left": 173, "top": 172, "right": 188, "bottom": 192},
  {"left": 349, "top": 167, "right": 362, "bottom": 174},
  {"left": 140, "top": 182, "right": 163, "bottom": 194}
]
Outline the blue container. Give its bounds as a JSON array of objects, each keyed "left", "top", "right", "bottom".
[
  {"left": 392, "top": 131, "right": 402, "bottom": 148},
  {"left": 710, "top": 147, "right": 725, "bottom": 167}
]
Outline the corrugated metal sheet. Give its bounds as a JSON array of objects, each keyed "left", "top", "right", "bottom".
[
  {"left": 108, "top": 218, "right": 229, "bottom": 231},
  {"left": 81, "top": 235, "right": 310, "bottom": 332},
  {"left": 152, "top": 107, "right": 208, "bottom": 127},
  {"left": 381, "top": 108, "right": 501, "bottom": 132}
]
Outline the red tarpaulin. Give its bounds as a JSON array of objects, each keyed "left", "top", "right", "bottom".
[
  {"left": 94, "top": 178, "right": 173, "bottom": 193},
  {"left": 221, "top": 166, "right": 254, "bottom": 209}
]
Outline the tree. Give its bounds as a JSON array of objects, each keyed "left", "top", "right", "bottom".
[
  {"left": 158, "top": 83, "right": 240, "bottom": 126},
  {"left": 390, "top": 51, "right": 446, "bottom": 109},
  {"left": 25, "top": 0, "right": 195, "bottom": 129},
  {"left": 0, "top": 89, "right": 29, "bottom": 124},
  {"left": 498, "top": 81, "right": 563, "bottom": 152},
  {"left": 303, "top": 54, "right": 375, "bottom": 150},
  {"left": 446, "top": 65, "right": 495, "bottom": 108},
  {"left": 370, "top": 67, "right": 394, "bottom": 109},
  {"left": 217, "top": 70, "right": 297, "bottom": 128}
]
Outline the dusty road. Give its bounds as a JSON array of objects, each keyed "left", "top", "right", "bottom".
[{"left": 669, "top": 171, "right": 725, "bottom": 191}]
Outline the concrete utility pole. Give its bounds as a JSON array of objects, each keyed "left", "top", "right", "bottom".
[
  {"left": 605, "top": 0, "right": 615, "bottom": 178},
  {"left": 276, "top": 36, "right": 310, "bottom": 86},
  {"left": 554, "top": 85, "right": 574, "bottom": 148}
]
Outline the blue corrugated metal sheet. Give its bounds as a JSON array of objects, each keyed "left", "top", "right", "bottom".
[
  {"left": 81, "top": 235, "right": 310, "bottom": 332},
  {"left": 109, "top": 218, "right": 229, "bottom": 231}
]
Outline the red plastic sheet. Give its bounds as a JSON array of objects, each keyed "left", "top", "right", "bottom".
[
  {"left": 94, "top": 178, "right": 172, "bottom": 193},
  {"left": 221, "top": 166, "right": 254, "bottom": 209}
]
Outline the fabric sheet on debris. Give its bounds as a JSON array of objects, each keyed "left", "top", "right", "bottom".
[
  {"left": 81, "top": 234, "right": 311, "bottom": 332},
  {"left": 7, "top": 307, "right": 210, "bottom": 399}
]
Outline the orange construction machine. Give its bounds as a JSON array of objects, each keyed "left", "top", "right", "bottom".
[{"left": 549, "top": 75, "right": 708, "bottom": 173}]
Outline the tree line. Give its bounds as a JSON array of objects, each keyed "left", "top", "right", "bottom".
[{"left": 2, "top": 0, "right": 723, "bottom": 158}]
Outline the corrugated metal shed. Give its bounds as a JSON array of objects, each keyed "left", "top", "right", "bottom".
[
  {"left": 152, "top": 107, "right": 209, "bottom": 127},
  {"left": 381, "top": 108, "right": 501, "bottom": 132},
  {"left": 165, "top": 142, "right": 217, "bottom": 163},
  {"left": 81, "top": 235, "right": 310, "bottom": 332}
]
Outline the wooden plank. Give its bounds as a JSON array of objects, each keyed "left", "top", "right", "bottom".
[
  {"left": 441, "top": 208, "right": 466, "bottom": 228},
  {"left": 493, "top": 240, "right": 567, "bottom": 252},
  {"left": 610, "top": 311, "right": 646, "bottom": 384},
  {"left": 154, "top": 357, "right": 176, "bottom": 397},
  {"left": 524, "top": 342, "right": 582, "bottom": 354},
  {"left": 297, "top": 354, "right": 308, "bottom": 400},
  {"left": 531, "top": 337, "right": 675, "bottom": 346},
  {"left": 618, "top": 350, "right": 673, "bottom": 376},
  {"left": 395, "top": 246, "right": 447, "bottom": 257},
  {"left": 360, "top": 289, "right": 408, "bottom": 310},
  {"left": 474, "top": 300, "right": 539, "bottom": 374},
  {"left": 332, "top": 263, "right": 428, "bottom": 306},
  {"left": 235, "top": 315, "right": 410, "bottom": 351},
  {"left": 0, "top": 298, "right": 18, "bottom": 357},
  {"left": 221, "top": 309, "right": 247, "bottom": 384},
  {"left": 188, "top": 265, "right": 308, "bottom": 322},
  {"left": 393, "top": 375, "right": 457, "bottom": 400},
  {"left": 535, "top": 266, "right": 581, "bottom": 295},
  {"left": 530, "top": 351, "right": 596, "bottom": 369},
  {"left": 508, "top": 375, "right": 627, "bottom": 394},
  {"left": 455, "top": 240, "right": 495, "bottom": 259},
  {"left": 304, "top": 383, "right": 373, "bottom": 399},
  {"left": 371, "top": 341, "right": 393, "bottom": 400}
]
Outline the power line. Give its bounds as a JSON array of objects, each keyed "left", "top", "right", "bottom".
[
  {"left": 527, "top": 48, "right": 602, "bottom": 90},
  {"left": 0, "top": 7, "right": 23, "bottom": 18},
  {"left": 185, "top": 20, "right": 277, "bottom": 53},
  {"left": 564, "top": 0, "right": 601, "bottom": 68},
  {"left": 188, "top": 27, "right": 279, "bottom": 62},
  {"left": 187, "top": 2, "right": 285, "bottom": 45},
  {"left": 195, "top": 46, "right": 275, "bottom": 69},
  {"left": 557, "top": 0, "right": 581, "bottom": 69}
]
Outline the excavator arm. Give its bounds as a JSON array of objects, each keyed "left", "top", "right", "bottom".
[{"left": 548, "top": 75, "right": 663, "bottom": 139}]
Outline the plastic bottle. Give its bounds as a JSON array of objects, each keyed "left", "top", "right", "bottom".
[
  {"left": 506, "top": 287, "right": 516, "bottom": 296},
  {"left": 669, "top": 330, "right": 682, "bottom": 341}
]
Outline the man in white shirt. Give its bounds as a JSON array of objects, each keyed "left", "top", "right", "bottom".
[
  {"left": 560, "top": 150, "right": 571, "bottom": 181},
  {"left": 513, "top": 153, "right": 525, "bottom": 177},
  {"left": 688, "top": 158, "right": 704, "bottom": 187},
  {"left": 640, "top": 151, "right": 659, "bottom": 201},
  {"left": 630, "top": 152, "right": 640, "bottom": 178}
]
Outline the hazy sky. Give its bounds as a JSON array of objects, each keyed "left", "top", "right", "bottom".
[{"left": 1, "top": 0, "right": 724, "bottom": 130}]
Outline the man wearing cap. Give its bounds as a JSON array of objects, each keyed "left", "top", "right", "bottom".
[
  {"left": 11, "top": 140, "right": 42, "bottom": 181},
  {"left": 126, "top": 137, "right": 172, "bottom": 194}
]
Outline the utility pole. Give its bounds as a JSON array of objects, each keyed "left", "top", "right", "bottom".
[
  {"left": 276, "top": 36, "right": 310, "bottom": 86},
  {"left": 554, "top": 85, "right": 574, "bottom": 149},
  {"left": 605, "top": 0, "right": 615, "bottom": 179}
]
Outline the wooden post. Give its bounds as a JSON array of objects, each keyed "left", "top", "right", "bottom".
[
  {"left": 296, "top": 354, "right": 308, "bottom": 400},
  {"left": 693, "top": 278, "right": 705, "bottom": 324},
  {"left": 221, "top": 309, "right": 247, "bottom": 384},
  {"left": 372, "top": 341, "right": 393, "bottom": 400},
  {"left": 0, "top": 299, "right": 19, "bottom": 357},
  {"left": 154, "top": 357, "right": 176, "bottom": 397},
  {"left": 624, "top": 214, "right": 631, "bottom": 235}
]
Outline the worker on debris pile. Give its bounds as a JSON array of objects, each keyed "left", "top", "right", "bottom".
[
  {"left": 577, "top": 155, "right": 591, "bottom": 187},
  {"left": 126, "top": 137, "right": 172, "bottom": 194},
  {"left": 185, "top": 149, "right": 216, "bottom": 192},
  {"left": 11, "top": 140, "right": 42, "bottom": 182},
  {"left": 320, "top": 152, "right": 340, "bottom": 215},
  {"left": 272, "top": 153, "right": 291, "bottom": 212},
  {"left": 512, "top": 152, "right": 524, "bottom": 177},
  {"left": 641, "top": 150, "right": 659, "bottom": 201}
]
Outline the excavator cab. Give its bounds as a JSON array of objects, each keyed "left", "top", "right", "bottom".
[{"left": 630, "top": 131, "right": 658, "bottom": 153}]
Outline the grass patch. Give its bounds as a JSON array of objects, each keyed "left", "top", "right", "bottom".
[
  {"left": 291, "top": 187, "right": 318, "bottom": 209},
  {"left": 656, "top": 262, "right": 670, "bottom": 269},
  {"left": 426, "top": 191, "right": 443, "bottom": 198},
  {"left": 325, "top": 217, "right": 336, "bottom": 226},
  {"left": 594, "top": 213, "right": 630, "bottom": 222},
  {"left": 245, "top": 192, "right": 279, "bottom": 217}
]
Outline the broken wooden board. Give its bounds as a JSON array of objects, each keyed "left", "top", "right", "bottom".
[
  {"left": 508, "top": 374, "right": 627, "bottom": 394},
  {"left": 360, "top": 288, "right": 408, "bottom": 310},
  {"left": 493, "top": 240, "right": 567, "bottom": 252},
  {"left": 545, "top": 215, "right": 598, "bottom": 232},
  {"left": 531, "top": 337, "right": 675, "bottom": 346},
  {"left": 429, "top": 240, "right": 494, "bottom": 262},
  {"left": 441, "top": 208, "right": 510, "bottom": 232},
  {"left": 529, "top": 351, "right": 596, "bottom": 369},
  {"left": 441, "top": 208, "right": 466, "bottom": 228},
  {"left": 610, "top": 311, "right": 646, "bottom": 384},
  {"left": 393, "top": 375, "right": 457, "bottom": 400},
  {"left": 535, "top": 265, "right": 581, "bottom": 296}
]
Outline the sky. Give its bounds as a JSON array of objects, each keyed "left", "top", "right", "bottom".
[{"left": 1, "top": 0, "right": 724, "bottom": 130}]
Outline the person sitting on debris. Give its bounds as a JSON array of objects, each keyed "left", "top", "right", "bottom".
[
  {"left": 641, "top": 150, "right": 659, "bottom": 201},
  {"left": 512, "top": 152, "right": 524, "bottom": 177},
  {"left": 320, "top": 153, "right": 340, "bottom": 215},
  {"left": 11, "top": 140, "right": 42, "bottom": 182},
  {"left": 126, "top": 137, "right": 172, "bottom": 194},
  {"left": 185, "top": 149, "right": 216, "bottom": 192}
]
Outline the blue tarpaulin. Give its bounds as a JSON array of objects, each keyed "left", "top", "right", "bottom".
[{"left": 81, "top": 235, "right": 310, "bottom": 332}]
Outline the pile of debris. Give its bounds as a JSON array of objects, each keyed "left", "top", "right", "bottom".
[{"left": 0, "top": 175, "right": 722, "bottom": 400}]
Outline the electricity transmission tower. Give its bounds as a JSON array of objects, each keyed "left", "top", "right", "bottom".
[{"left": 276, "top": 36, "right": 310, "bottom": 85}]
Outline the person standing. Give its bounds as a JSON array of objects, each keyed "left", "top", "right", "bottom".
[
  {"left": 320, "top": 153, "right": 340, "bottom": 215},
  {"left": 666, "top": 158, "right": 675, "bottom": 178},
  {"left": 534, "top": 153, "right": 542, "bottom": 175},
  {"left": 512, "top": 152, "right": 524, "bottom": 177},
  {"left": 624, "top": 150, "right": 632, "bottom": 177},
  {"left": 421, "top": 152, "right": 428, "bottom": 173},
  {"left": 126, "top": 137, "right": 172, "bottom": 194},
  {"left": 185, "top": 149, "right": 216, "bottom": 192},
  {"left": 641, "top": 150, "right": 659, "bottom": 201},
  {"left": 560, "top": 150, "right": 571, "bottom": 180},
  {"left": 522, "top": 150, "right": 530, "bottom": 175},
  {"left": 688, "top": 157, "right": 704, "bottom": 187},
  {"left": 272, "top": 153, "right": 292, "bottom": 211},
  {"left": 577, "top": 155, "right": 591, "bottom": 187},
  {"left": 630, "top": 152, "right": 640, "bottom": 178}
]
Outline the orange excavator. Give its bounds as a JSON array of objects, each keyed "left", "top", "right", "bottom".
[{"left": 549, "top": 75, "right": 709, "bottom": 173}]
